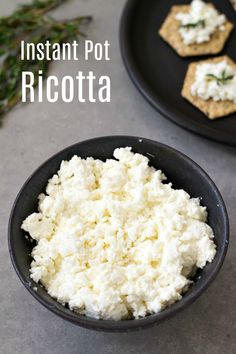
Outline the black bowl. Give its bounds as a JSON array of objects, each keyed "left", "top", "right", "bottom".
[{"left": 8, "top": 136, "right": 229, "bottom": 332}]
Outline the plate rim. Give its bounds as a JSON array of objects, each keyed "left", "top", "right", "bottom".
[{"left": 119, "top": 0, "right": 236, "bottom": 146}]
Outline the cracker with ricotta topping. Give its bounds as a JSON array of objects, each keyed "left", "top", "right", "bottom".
[
  {"left": 182, "top": 56, "right": 236, "bottom": 119},
  {"left": 159, "top": 4, "right": 234, "bottom": 57}
]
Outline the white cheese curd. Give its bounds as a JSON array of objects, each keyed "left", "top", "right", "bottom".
[
  {"left": 176, "top": 0, "right": 226, "bottom": 45},
  {"left": 191, "top": 60, "right": 236, "bottom": 102},
  {"left": 22, "top": 147, "right": 216, "bottom": 320}
]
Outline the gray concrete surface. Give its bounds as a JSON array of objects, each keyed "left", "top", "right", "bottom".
[{"left": 0, "top": 0, "right": 236, "bottom": 353}]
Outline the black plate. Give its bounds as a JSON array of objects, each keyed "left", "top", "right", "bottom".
[
  {"left": 9, "top": 136, "right": 229, "bottom": 332},
  {"left": 120, "top": 0, "right": 236, "bottom": 145}
]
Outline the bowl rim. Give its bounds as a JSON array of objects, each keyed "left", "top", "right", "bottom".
[{"left": 8, "top": 135, "right": 229, "bottom": 332}]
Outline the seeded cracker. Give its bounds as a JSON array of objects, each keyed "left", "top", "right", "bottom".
[
  {"left": 182, "top": 56, "right": 236, "bottom": 119},
  {"left": 159, "top": 5, "right": 234, "bottom": 57},
  {"left": 229, "top": 0, "right": 236, "bottom": 11}
]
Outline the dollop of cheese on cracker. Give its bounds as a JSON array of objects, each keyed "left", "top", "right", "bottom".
[
  {"left": 176, "top": 0, "right": 226, "bottom": 45},
  {"left": 191, "top": 60, "right": 236, "bottom": 102}
]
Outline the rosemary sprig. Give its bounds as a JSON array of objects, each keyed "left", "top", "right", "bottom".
[
  {"left": 206, "top": 70, "right": 234, "bottom": 86},
  {"left": 0, "top": 0, "right": 70, "bottom": 54},
  {"left": 0, "top": 0, "right": 92, "bottom": 125},
  {"left": 180, "top": 19, "right": 206, "bottom": 29},
  {"left": 16, "top": 0, "right": 69, "bottom": 15}
]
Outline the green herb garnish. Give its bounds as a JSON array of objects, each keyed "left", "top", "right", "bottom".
[
  {"left": 0, "top": 0, "right": 92, "bottom": 125},
  {"left": 180, "top": 19, "right": 206, "bottom": 29},
  {"left": 206, "top": 70, "right": 234, "bottom": 86}
]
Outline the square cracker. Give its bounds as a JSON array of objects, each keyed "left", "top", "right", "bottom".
[
  {"left": 159, "top": 4, "right": 234, "bottom": 57},
  {"left": 181, "top": 56, "right": 236, "bottom": 119}
]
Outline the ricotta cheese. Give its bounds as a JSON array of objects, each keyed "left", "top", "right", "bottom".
[
  {"left": 191, "top": 60, "right": 236, "bottom": 102},
  {"left": 176, "top": 0, "right": 226, "bottom": 45},
  {"left": 22, "top": 147, "right": 216, "bottom": 320}
]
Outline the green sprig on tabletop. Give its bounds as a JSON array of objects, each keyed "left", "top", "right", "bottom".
[
  {"left": 0, "top": 0, "right": 92, "bottom": 125},
  {"left": 206, "top": 70, "right": 234, "bottom": 86},
  {"left": 180, "top": 19, "right": 206, "bottom": 29}
]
